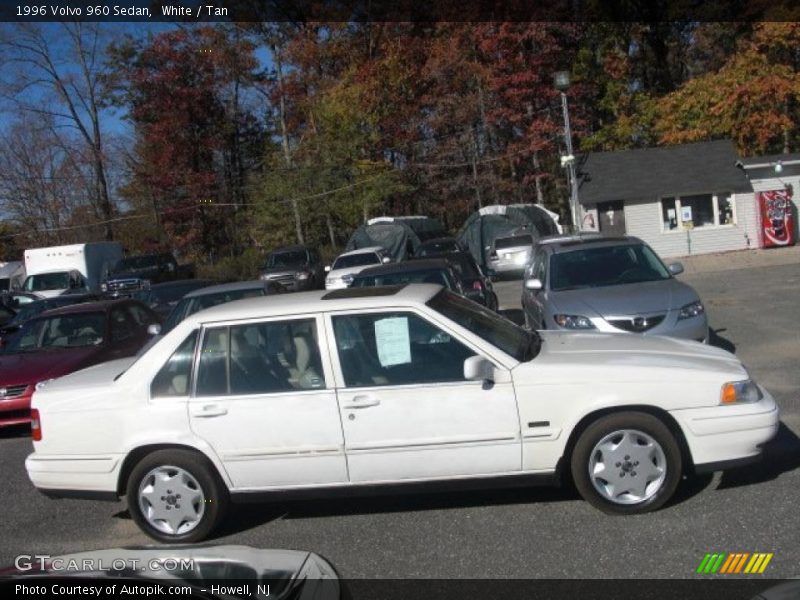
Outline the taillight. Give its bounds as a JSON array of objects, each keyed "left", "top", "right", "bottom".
[
  {"left": 472, "top": 280, "right": 484, "bottom": 291},
  {"left": 31, "top": 409, "right": 41, "bottom": 441}
]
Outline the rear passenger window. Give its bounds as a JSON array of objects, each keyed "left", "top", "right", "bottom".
[
  {"left": 194, "top": 319, "right": 324, "bottom": 397},
  {"left": 151, "top": 331, "right": 198, "bottom": 397}
]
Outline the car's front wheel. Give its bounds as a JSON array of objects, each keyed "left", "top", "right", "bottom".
[
  {"left": 126, "top": 449, "right": 228, "bottom": 543},
  {"left": 570, "top": 412, "right": 682, "bottom": 515}
]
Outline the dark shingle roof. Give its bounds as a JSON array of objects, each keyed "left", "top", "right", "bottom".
[
  {"left": 576, "top": 139, "right": 752, "bottom": 205},
  {"left": 740, "top": 152, "right": 800, "bottom": 166}
]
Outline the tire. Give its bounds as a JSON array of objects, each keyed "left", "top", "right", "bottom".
[
  {"left": 126, "top": 449, "right": 229, "bottom": 543},
  {"left": 570, "top": 412, "right": 682, "bottom": 515}
]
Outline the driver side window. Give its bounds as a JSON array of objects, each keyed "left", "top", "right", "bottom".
[{"left": 332, "top": 312, "right": 475, "bottom": 388}]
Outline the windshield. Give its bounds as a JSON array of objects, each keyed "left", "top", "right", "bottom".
[
  {"left": 163, "top": 287, "right": 267, "bottom": 333},
  {"left": 332, "top": 252, "right": 381, "bottom": 270},
  {"left": 550, "top": 243, "right": 672, "bottom": 291},
  {"left": 418, "top": 240, "right": 458, "bottom": 256},
  {"left": 266, "top": 250, "right": 307, "bottom": 268},
  {"left": 115, "top": 256, "right": 160, "bottom": 270},
  {"left": 495, "top": 234, "right": 533, "bottom": 250},
  {"left": 427, "top": 289, "right": 537, "bottom": 362},
  {"left": 23, "top": 272, "right": 70, "bottom": 292},
  {"left": 6, "top": 312, "right": 105, "bottom": 352},
  {"left": 445, "top": 255, "right": 480, "bottom": 279},
  {"left": 353, "top": 268, "right": 454, "bottom": 289},
  {"left": 134, "top": 282, "right": 210, "bottom": 306}
]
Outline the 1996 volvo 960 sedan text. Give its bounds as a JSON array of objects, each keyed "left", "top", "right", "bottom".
[{"left": 26, "top": 284, "right": 779, "bottom": 542}]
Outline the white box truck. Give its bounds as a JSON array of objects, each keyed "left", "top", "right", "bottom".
[{"left": 23, "top": 242, "right": 123, "bottom": 298}]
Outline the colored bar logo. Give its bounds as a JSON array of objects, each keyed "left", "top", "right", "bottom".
[{"left": 696, "top": 553, "right": 773, "bottom": 574}]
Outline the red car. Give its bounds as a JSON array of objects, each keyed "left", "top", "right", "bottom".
[{"left": 0, "top": 299, "right": 160, "bottom": 428}]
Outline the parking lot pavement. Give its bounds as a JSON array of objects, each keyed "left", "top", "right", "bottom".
[{"left": 1, "top": 259, "right": 798, "bottom": 578}]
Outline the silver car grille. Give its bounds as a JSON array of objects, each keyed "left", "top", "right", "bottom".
[
  {"left": 607, "top": 314, "right": 666, "bottom": 333},
  {"left": 0, "top": 384, "right": 29, "bottom": 399},
  {"left": 107, "top": 279, "right": 142, "bottom": 291}
]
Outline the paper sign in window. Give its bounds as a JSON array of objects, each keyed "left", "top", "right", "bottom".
[{"left": 374, "top": 317, "right": 411, "bottom": 367}]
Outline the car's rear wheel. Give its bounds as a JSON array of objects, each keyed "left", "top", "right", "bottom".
[
  {"left": 126, "top": 449, "right": 228, "bottom": 543},
  {"left": 571, "top": 412, "right": 682, "bottom": 514}
]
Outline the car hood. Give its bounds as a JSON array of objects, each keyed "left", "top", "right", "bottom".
[
  {"left": 520, "top": 330, "right": 746, "bottom": 383},
  {"left": 0, "top": 346, "right": 105, "bottom": 387},
  {"left": 262, "top": 268, "right": 303, "bottom": 278},
  {"left": 550, "top": 278, "right": 698, "bottom": 316}
]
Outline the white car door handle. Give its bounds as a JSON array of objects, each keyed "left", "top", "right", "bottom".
[
  {"left": 191, "top": 404, "right": 228, "bottom": 418},
  {"left": 343, "top": 395, "right": 380, "bottom": 409}
]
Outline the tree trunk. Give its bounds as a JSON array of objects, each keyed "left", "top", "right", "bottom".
[
  {"left": 470, "top": 128, "right": 483, "bottom": 210},
  {"left": 273, "top": 45, "right": 304, "bottom": 244},
  {"left": 532, "top": 151, "right": 545, "bottom": 205}
]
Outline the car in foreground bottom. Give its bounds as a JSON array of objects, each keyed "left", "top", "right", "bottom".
[
  {"left": 4, "top": 545, "right": 341, "bottom": 600},
  {"left": 26, "top": 284, "right": 779, "bottom": 543}
]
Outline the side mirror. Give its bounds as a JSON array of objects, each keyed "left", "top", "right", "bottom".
[
  {"left": 324, "top": 265, "right": 331, "bottom": 272},
  {"left": 381, "top": 256, "right": 391, "bottom": 264},
  {"left": 147, "top": 323, "right": 162, "bottom": 336},
  {"left": 668, "top": 262, "right": 684, "bottom": 275},
  {"left": 463, "top": 355, "right": 494, "bottom": 383},
  {"left": 524, "top": 278, "right": 543, "bottom": 291}
]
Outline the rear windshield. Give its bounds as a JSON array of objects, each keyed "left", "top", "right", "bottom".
[
  {"left": 495, "top": 235, "right": 533, "bottom": 250},
  {"left": 332, "top": 253, "right": 381, "bottom": 270},
  {"left": 7, "top": 312, "right": 105, "bottom": 352},
  {"left": 353, "top": 268, "right": 454, "bottom": 289}
]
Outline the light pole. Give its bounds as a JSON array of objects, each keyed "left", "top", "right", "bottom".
[{"left": 554, "top": 70, "right": 580, "bottom": 233}]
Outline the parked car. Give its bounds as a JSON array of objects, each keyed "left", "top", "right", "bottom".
[
  {"left": 350, "top": 258, "right": 463, "bottom": 293},
  {"left": 0, "top": 299, "right": 160, "bottom": 428},
  {"left": 0, "top": 293, "right": 99, "bottom": 348},
  {"left": 28, "top": 284, "right": 778, "bottom": 542},
  {"left": 260, "top": 245, "right": 326, "bottom": 292},
  {"left": 160, "top": 280, "right": 286, "bottom": 335},
  {"left": 132, "top": 279, "right": 217, "bottom": 320},
  {"left": 521, "top": 234, "right": 709, "bottom": 342},
  {"left": 103, "top": 253, "right": 195, "bottom": 298},
  {"left": 415, "top": 237, "right": 462, "bottom": 257},
  {"left": 412, "top": 250, "right": 498, "bottom": 310},
  {"left": 324, "top": 246, "right": 391, "bottom": 290},
  {"left": 487, "top": 232, "right": 534, "bottom": 277}
]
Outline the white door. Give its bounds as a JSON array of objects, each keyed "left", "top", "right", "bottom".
[
  {"left": 327, "top": 310, "right": 521, "bottom": 483},
  {"left": 187, "top": 316, "right": 347, "bottom": 490}
]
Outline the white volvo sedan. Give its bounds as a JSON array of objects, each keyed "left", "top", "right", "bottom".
[{"left": 26, "top": 284, "right": 779, "bottom": 543}]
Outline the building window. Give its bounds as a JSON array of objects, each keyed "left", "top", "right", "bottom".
[
  {"left": 660, "top": 193, "right": 736, "bottom": 232},
  {"left": 661, "top": 197, "right": 678, "bottom": 230}
]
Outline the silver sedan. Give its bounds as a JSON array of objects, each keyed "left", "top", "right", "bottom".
[{"left": 521, "top": 235, "right": 709, "bottom": 342}]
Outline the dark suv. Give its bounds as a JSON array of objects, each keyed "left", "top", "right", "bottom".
[
  {"left": 259, "top": 245, "right": 325, "bottom": 292},
  {"left": 102, "top": 253, "right": 194, "bottom": 297}
]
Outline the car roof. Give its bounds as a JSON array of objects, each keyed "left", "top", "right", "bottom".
[
  {"left": 354, "top": 258, "right": 450, "bottom": 278},
  {"left": 182, "top": 283, "right": 443, "bottom": 326},
  {"left": 336, "top": 246, "right": 385, "bottom": 258},
  {"left": 537, "top": 233, "right": 645, "bottom": 254},
  {"left": 37, "top": 298, "right": 133, "bottom": 317},
  {"left": 182, "top": 280, "right": 269, "bottom": 298}
]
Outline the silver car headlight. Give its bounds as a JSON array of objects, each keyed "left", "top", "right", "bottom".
[
  {"left": 100, "top": 283, "right": 108, "bottom": 292},
  {"left": 554, "top": 314, "right": 595, "bottom": 329},
  {"left": 678, "top": 300, "right": 704, "bottom": 320},
  {"left": 342, "top": 274, "right": 354, "bottom": 286},
  {"left": 295, "top": 271, "right": 310, "bottom": 280},
  {"left": 721, "top": 379, "right": 762, "bottom": 404}
]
